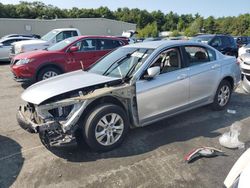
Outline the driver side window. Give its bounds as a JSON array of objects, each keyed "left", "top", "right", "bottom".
[{"left": 150, "top": 48, "right": 181, "bottom": 74}]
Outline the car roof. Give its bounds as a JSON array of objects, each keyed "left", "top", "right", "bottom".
[
  {"left": 196, "top": 34, "right": 233, "bottom": 38},
  {"left": 122, "top": 40, "right": 211, "bottom": 49},
  {"left": 0, "top": 36, "right": 33, "bottom": 42},
  {"left": 75, "top": 35, "right": 128, "bottom": 40},
  {"left": 53, "top": 28, "right": 79, "bottom": 32}
]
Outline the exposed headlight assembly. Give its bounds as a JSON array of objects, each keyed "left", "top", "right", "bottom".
[{"left": 35, "top": 99, "right": 88, "bottom": 132}]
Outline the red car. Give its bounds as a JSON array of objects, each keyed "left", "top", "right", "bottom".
[{"left": 10, "top": 36, "right": 128, "bottom": 83}]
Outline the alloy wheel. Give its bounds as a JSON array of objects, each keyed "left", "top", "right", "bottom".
[
  {"left": 218, "top": 85, "right": 230, "bottom": 106},
  {"left": 95, "top": 113, "right": 124, "bottom": 146}
]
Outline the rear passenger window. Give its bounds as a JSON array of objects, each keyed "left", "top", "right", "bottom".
[
  {"left": 184, "top": 46, "right": 212, "bottom": 66},
  {"left": 78, "top": 39, "right": 96, "bottom": 51},
  {"left": 97, "top": 39, "right": 122, "bottom": 50}
]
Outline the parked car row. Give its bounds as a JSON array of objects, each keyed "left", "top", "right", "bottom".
[
  {"left": 0, "top": 28, "right": 242, "bottom": 152},
  {"left": 0, "top": 28, "right": 81, "bottom": 62}
]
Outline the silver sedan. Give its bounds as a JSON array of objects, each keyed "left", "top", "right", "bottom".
[
  {"left": 17, "top": 40, "right": 241, "bottom": 151},
  {"left": 0, "top": 37, "right": 32, "bottom": 62}
]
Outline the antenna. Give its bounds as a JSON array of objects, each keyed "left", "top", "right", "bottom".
[{"left": 80, "top": 61, "right": 84, "bottom": 71}]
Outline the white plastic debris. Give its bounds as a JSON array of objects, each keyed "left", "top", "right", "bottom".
[
  {"left": 227, "top": 109, "right": 236, "bottom": 114},
  {"left": 219, "top": 121, "right": 245, "bottom": 149}
]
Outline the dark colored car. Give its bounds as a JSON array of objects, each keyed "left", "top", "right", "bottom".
[
  {"left": 192, "top": 34, "right": 238, "bottom": 57},
  {"left": 235, "top": 36, "right": 250, "bottom": 48},
  {"left": 10, "top": 36, "right": 128, "bottom": 83}
]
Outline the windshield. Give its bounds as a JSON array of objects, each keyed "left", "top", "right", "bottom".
[
  {"left": 88, "top": 47, "right": 154, "bottom": 78},
  {"left": 244, "top": 43, "right": 250, "bottom": 48},
  {"left": 41, "top": 30, "right": 60, "bottom": 41},
  {"left": 192, "top": 36, "right": 213, "bottom": 43},
  {"left": 47, "top": 37, "right": 78, "bottom": 51},
  {"left": 0, "top": 38, "right": 8, "bottom": 43}
]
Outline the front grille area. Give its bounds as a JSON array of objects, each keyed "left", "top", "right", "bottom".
[
  {"left": 10, "top": 45, "right": 15, "bottom": 54},
  {"left": 242, "top": 68, "right": 250, "bottom": 74},
  {"left": 10, "top": 59, "right": 19, "bottom": 65}
]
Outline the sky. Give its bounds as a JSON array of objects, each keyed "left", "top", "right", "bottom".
[{"left": 1, "top": 0, "right": 250, "bottom": 18}]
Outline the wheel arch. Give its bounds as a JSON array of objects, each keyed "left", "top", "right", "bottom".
[
  {"left": 36, "top": 63, "right": 64, "bottom": 81},
  {"left": 79, "top": 95, "right": 131, "bottom": 128},
  {"left": 222, "top": 76, "right": 234, "bottom": 89}
]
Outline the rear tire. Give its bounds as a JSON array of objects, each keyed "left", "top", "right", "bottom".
[
  {"left": 83, "top": 104, "right": 129, "bottom": 152},
  {"left": 37, "top": 67, "right": 61, "bottom": 81},
  {"left": 212, "top": 80, "right": 232, "bottom": 111}
]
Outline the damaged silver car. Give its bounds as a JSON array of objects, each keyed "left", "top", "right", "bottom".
[{"left": 17, "top": 41, "right": 241, "bottom": 151}]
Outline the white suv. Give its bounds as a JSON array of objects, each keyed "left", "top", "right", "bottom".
[{"left": 10, "top": 28, "right": 81, "bottom": 56}]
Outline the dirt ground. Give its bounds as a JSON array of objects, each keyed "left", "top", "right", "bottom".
[{"left": 1, "top": 63, "right": 250, "bottom": 188}]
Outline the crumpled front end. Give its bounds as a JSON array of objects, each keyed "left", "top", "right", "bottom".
[
  {"left": 17, "top": 83, "right": 138, "bottom": 148},
  {"left": 17, "top": 97, "right": 89, "bottom": 147}
]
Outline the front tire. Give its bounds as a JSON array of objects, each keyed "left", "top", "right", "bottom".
[
  {"left": 212, "top": 80, "right": 232, "bottom": 110},
  {"left": 37, "top": 67, "right": 61, "bottom": 81},
  {"left": 83, "top": 104, "right": 129, "bottom": 152}
]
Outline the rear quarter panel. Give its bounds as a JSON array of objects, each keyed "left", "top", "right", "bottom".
[{"left": 219, "top": 54, "right": 241, "bottom": 90}]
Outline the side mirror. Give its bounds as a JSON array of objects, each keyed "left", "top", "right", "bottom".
[
  {"left": 69, "top": 46, "right": 79, "bottom": 53},
  {"left": 145, "top": 66, "right": 160, "bottom": 80}
]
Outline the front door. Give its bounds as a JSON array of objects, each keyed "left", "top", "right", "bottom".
[
  {"left": 136, "top": 47, "right": 189, "bottom": 125},
  {"left": 66, "top": 39, "right": 97, "bottom": 71}
]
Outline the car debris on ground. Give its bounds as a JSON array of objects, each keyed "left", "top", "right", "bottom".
[
  {"left": 184, "top": 147, "right": 225, "bottom": 163},
  {"left": 219, "top": 121, "right": 245, "bottom": 149}
]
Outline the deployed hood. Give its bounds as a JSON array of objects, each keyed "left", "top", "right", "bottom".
[{"left": 22, "top": 71, "right": 121, "bottom": 105}]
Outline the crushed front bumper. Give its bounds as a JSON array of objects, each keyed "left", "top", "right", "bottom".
[
  {"left": 17, "top": 105, "right": 76, "bottom": 147},
  {"left": 17, "top": 105, "right": 39, "bottom": 133}
]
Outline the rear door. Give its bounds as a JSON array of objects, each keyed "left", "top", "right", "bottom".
[
  {"left": 136, "top": 47, "right": 189, "bottom": 124},
  {"left": 183, "top": 45, "right": 220, "bottom": 104}
]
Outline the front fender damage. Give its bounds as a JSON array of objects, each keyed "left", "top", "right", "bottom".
[{"left": 17, "top": 83, "right": 138, "bottom": 147}]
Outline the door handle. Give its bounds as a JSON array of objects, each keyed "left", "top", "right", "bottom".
[
  {"left": 211, "top": 64, "right": 220, "bottom": 69},
  {"left": 177, "top": 74, "right": 187, "bottom": 80}
]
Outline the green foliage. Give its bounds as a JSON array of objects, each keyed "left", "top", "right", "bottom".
[
  {"left": 184, "top": 17, "right": 203, "bottom": 37},
  {"left": 137, "top": 22, "right": 158, "bottom": 38},
  {"left": 0, "top": 1, "right": 250, "bottom": 37},
  {"left": 171, "top": 30, "right": 181, "bottom": 37}
]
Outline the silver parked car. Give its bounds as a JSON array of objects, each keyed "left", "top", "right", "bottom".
[
  {"left": 17, "top": 41, "right": 241, "bottom": 151},
  {"left": 0, "top": 37, "right": 32, "bottom": 62}
]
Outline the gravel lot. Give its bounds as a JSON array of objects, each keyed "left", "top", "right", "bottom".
[{"left": 1, "top": 63, "right": 250, "bottom": 188}]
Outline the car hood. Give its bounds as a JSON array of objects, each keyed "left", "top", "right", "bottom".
[
  {"left": 240, "top": 53, "right": 250, "bottom": 62},
  {"left": 14, "top": 39, "right": 47, "bottom": 46},
  {"left": 13, "top": 50, "right": 55, "bottom": 60},
  {"left": 21, "top": 71, "right": 121, "bottom": 105}
]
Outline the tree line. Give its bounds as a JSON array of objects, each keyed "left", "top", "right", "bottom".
[{"left": 0, "top": 1, "right": 250, "bottom": 37}]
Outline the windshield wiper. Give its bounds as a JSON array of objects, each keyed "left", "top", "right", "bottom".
[
  {"left": 103, "top": 49, "right": 139, "bottom": 76},
  {"left": 124, "top": 49, "right": 149, "bottom": 80}
]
